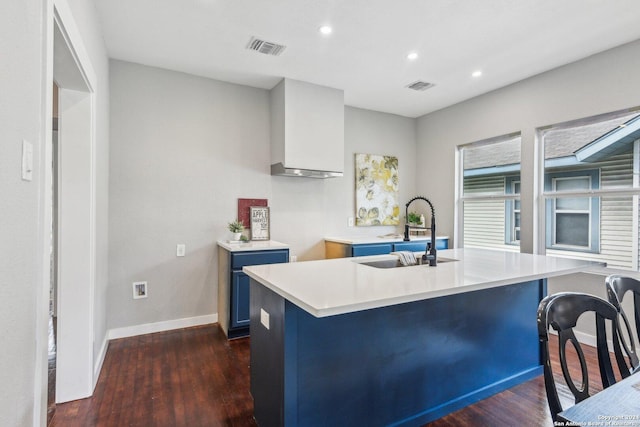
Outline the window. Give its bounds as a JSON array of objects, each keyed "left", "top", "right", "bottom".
[
  {"left": 459, "top": 134, "right": 521, "bottom": 251},
  {"left": 540, "top": 109, "right": 640, "bottom": 269},
  {"left": 545, "top": 170, "right": 600, "bottom": 252},
  {"left": 505, "top": 177, "right": 520, "bottom": 244}
]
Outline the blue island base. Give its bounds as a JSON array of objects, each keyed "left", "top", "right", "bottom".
[{"left": 250, "top": 279, "right": 545, "bottom": 426}]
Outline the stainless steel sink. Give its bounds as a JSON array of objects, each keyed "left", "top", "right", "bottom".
[{"left": 357, "top": 257, "right": 458, "bottom": 269}]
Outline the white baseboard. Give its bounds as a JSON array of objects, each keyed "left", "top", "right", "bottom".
[
  {"left": 93, "top": 335, "right": 109, "bottom": 390},
  {"left": 107, "top": 313, "right": 218, "bottom": 340}
]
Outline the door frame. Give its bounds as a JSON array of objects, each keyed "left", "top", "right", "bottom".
[{"left": 34, "top": 0, "right": 98, "bottom": 423}]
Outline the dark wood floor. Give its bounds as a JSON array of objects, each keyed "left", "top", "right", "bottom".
[{"left": 49, "top": 324, "right": 605, "bottom": 427}]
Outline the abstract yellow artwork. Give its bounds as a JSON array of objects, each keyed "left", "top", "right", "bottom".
[{"left": 355, "top": 153, "right": 400, "bottom": 226}]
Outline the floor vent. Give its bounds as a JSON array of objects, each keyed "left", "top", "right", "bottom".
[
  {"left": 406, "top": 81, "right": 435, "bottom": 91},
  {"left": 246, "top": 37, "right": 286, "bottom": 56}
]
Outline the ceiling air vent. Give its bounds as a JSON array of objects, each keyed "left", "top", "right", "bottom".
[
  {"left": 406, "top": 81, "right": 435, "bottom": 91},
  {"left": 246, "top": 36, "right": 286, "bottom": 56}
]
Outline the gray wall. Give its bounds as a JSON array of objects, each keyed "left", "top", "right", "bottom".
[
  {"left": 416, "top": 39, "right": 640, "bottom": 254},
  {"left": 0, "top": 0, "right": 109, "bottom": 425},
  {"left": 0, "top": 1, "right": 45, "bottom": 424},
  {"left": 108, "top": 60, "right": 417, "bottom": 330},
  {"left": 414, "top": 40, "right": 640, "bottom": 346}
]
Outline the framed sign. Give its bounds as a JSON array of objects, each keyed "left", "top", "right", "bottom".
[
  {"left": 237, "top": 198, "right": 268, "bottom": 229},
  {"left": 250, "top": 206, "right": 270, "bottom": 241}
]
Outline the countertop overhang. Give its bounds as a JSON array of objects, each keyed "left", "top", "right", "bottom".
[
  {"left": 243, "top": 248, "right": 604, "bottom": 318},
  {"left": 217, "top": 239, "right": 289, "bottom": 252}
]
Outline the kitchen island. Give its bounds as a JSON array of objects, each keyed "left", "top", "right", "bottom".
[{"left": 243, "top": 249, "right": 602, "bottom": 426}]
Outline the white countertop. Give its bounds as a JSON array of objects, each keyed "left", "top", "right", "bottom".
[
  {"left": 324, "top": 235, "right": 450, "bottom": 245},
  {"left": 243, "top": 248, "right": 604, "bottom": 318},
  {"left": 217, "top": 239, "right": 289, "bottom": 252}
]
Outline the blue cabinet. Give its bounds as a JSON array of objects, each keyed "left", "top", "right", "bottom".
[
  {"left": 393, "top": 239, "right": 448, "bottom": 252},
  {"left": 222, "top": 249, "right": 289, "bottom": 338},
  {"left": 340, "top": 238, "right": 448, "bottom": 258},
  {"left": 231, "top": 271, "right": 251, "bottom": 328},
  {"left": 351, "top": 243, "right": 393, "bottom": 257}
]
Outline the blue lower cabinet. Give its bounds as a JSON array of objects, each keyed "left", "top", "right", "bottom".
[
  {"left": 231, "top": 271, "right": 250, "bottom": 328},
  {"left": 393, "top": 241, "right": 427, "bottom": 252},
  {"left": 351, "top": 243, "right": 393, "bottom": 257},
  {"left": 392, "top": 238, "right": 449, "bottom": 252},
  {"left": 227, "top": 249, "right": 288, "bottom": 338},
  {"left": 349, "top": 238, "right": 449, "bottom": 257},
  {"left": 435, "top": 238, "right": 449, "bottom": 250}
]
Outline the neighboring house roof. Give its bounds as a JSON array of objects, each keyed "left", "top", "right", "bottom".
[
  {"left": 575, "top": 114, "right": 640, "bottom": 162},
  {"left": 464, "top": 112, "right": 640, "bottom": 176}
]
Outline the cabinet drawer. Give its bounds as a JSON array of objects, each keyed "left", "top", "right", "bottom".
[
  {"left": 231, "top": 249, "right": 289, "bottom": 269},
  {"left": 393, "top": 239, "right": 449, "bottom": 252},
  {"left": 436, "top": 238, "right": 449, "bottom": 250},
  {"left": 393, "top": 241, "right": 427, "bottom": 252},
  {"left": 351, "top": 243, "right": 393, "bottom": 257}
]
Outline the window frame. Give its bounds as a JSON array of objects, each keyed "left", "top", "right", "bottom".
[
  {"left": 544, "top": 169, "right": 600, "bottom": 253},
  {"left": 456, "top": 133, "right": 522, "bottom": 251},
  {"left": 505, "top": 176, "right": 521, "bottom": 245}
]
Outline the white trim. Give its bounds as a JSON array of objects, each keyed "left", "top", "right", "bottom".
[
  {"left": 93, "top": 335, "right": 109, "bottom": 389},
  {"left": 34, "top": 1, "right": 55, "bottom": 424},
  {"left": 532, "top": 130, "right": 541, "bottom": 255},
  {"left": 52, "top": 0, "right": 96, "bottom": 90},
  {"left": 38, "top": 0, "right": 99, "bottom": 408},
  {"left": 454, "top": 146, "right": 462, "bottom": 248},
  {"left": 108, "top": 314, "right": 219, "bottom": 340},
  {"left": 632, "top": 140, "right": 639, "bottom": 271}
]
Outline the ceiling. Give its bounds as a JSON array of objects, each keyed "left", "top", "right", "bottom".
[{"left": 95, "top": 0, "right": 640, "bottom": 118}]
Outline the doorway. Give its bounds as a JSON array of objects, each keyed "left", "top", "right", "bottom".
[{"left": 45, "top": 2, "right": 98, "bottom": 412}]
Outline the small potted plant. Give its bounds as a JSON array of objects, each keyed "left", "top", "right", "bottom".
[
  {"left": 407, "top": 211, "right": 422, "bottom": 226},
  {"left": 228, "top": 219, "right": 244, "bottom": 241}
]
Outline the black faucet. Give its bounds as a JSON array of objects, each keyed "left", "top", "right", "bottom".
[{"left": 403, "top": 196, "right": 437, "bottom": 266}]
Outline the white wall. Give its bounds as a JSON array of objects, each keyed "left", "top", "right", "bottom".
[
  {"left": 416, "top": 39, "right": 640, "bottom": 254},
  {"left": 108, "top": 60, "right": 417, "bottom": 331}
]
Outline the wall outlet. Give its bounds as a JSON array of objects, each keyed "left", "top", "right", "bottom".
[
  {"left": 290, "top": 255, "right": 297, "bottom": 263},
  {"left": 132, "top": 281, "right": 147, "bottom": 299},
  {"left": 260, "top": 308, "right": 270, "bottom": 330},
  {"left": 348, "top": 217, "right": 354, "bottom": 227},
  {"left": 176, "top": 244, "right": 185, "bottom": 257}
]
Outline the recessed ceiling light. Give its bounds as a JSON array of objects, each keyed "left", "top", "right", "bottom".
[
  {"left": 472, "top": 70, "right": 483, "bottom": 78},
  {"left": 319, "top": 25, "right": 333, "bottom": 35},
  {"left": 407, "top": 52, "right": 418, "bottom": 61}
]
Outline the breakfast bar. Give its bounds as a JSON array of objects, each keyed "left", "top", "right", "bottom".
[{"left": 243, "top": 249, "right": 602, "bottom": 426}]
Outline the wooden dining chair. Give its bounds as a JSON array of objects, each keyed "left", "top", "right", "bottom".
[
  {"left": 605, "top": 274, "right": 640, "bottom": 377},
  {"left": 537, "top": 292, "right": 623, "bottom": 422}
]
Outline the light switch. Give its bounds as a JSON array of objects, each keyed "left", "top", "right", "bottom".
[
  {"left": 176, "top": 244, "right": 186, "bottom": 257},
  {"left": 22, "top": 140, "right": 33, "bottom": 181}
]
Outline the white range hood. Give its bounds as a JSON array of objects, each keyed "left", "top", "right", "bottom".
[{"left": 270, "top": 78, "right": 344, "bottom": 178}]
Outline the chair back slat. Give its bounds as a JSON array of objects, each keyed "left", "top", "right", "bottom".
[
  {"left": 557, "top": 329, "right": 589, "bottom": 402},
  {"left": 537, "top": 292, "right": 624, "bottom": 422},
  {"left": 605, "top": 275, "right": 640, "bottom": 376}
]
